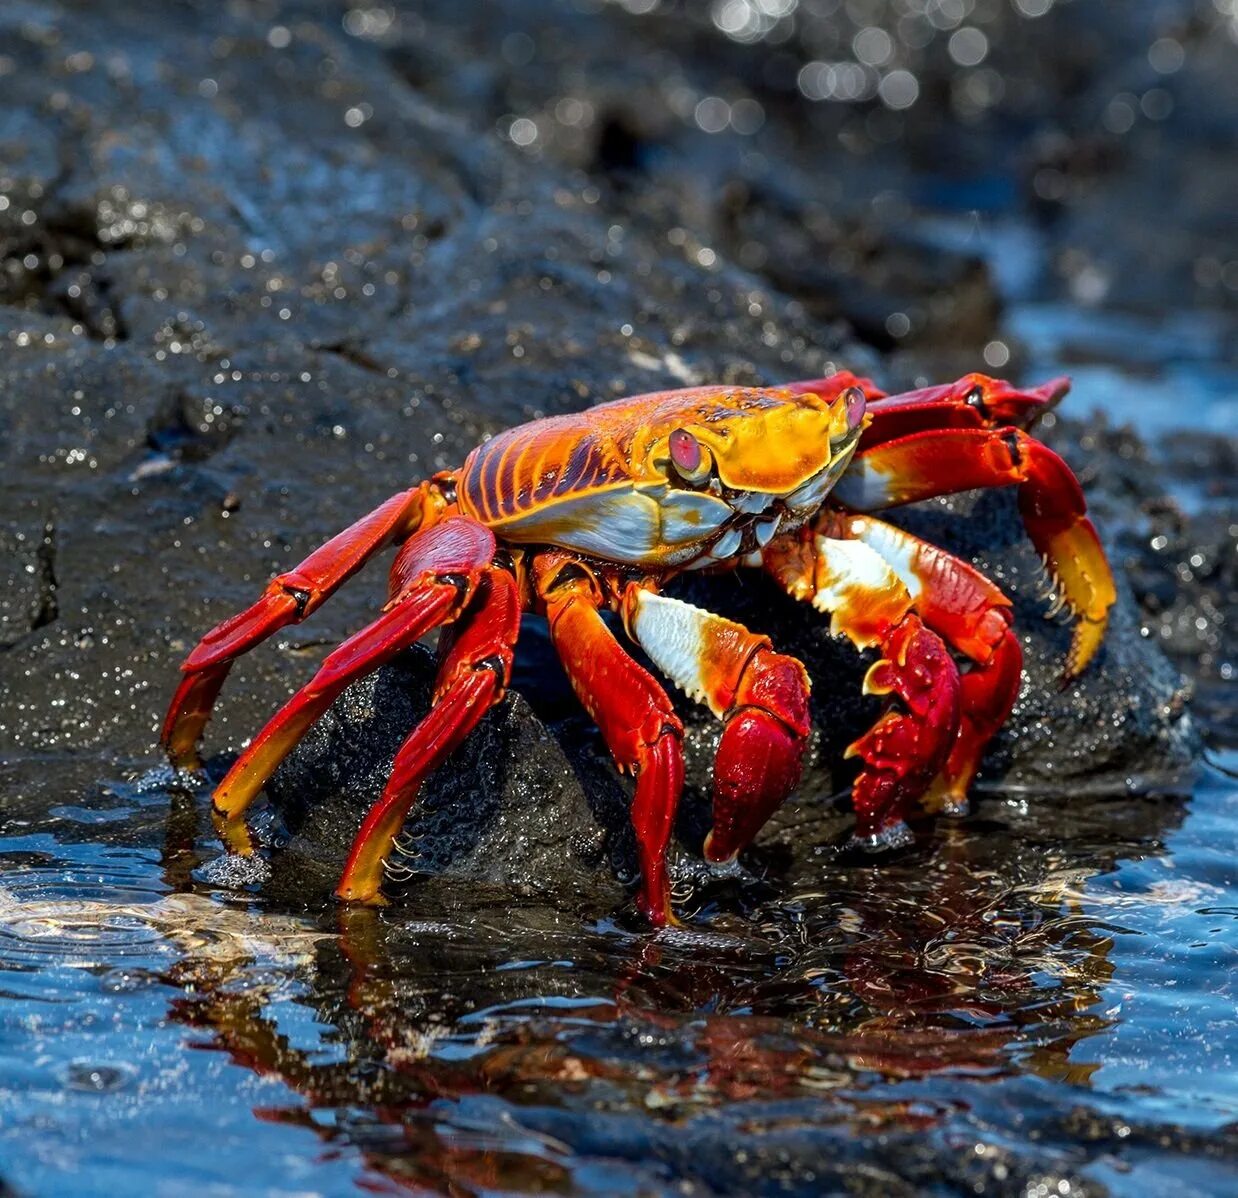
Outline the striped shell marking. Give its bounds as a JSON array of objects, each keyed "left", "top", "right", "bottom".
[
  {"left": 455, "top": 386, "right": 852, "bottom": 565},
  {"left": 458, "top": 413, "right": 627, "bottom": 527}
]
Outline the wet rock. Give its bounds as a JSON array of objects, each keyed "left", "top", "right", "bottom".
[
  {"left": 0, "top": 0, "right": 856, "bottom": 762},
  {"left": 0, "top": 0, "right": 1215, "bottom": 924},
  {"left": 715, "top": 181, "right": 1001, "bottom": 351},
  {"left": 265, "top": 647, "right": 629, "bottom": 912},
  {"left": 265, "top": 457, "right": 1199, "bottom": 911}
]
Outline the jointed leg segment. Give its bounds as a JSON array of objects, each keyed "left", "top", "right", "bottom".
[
  {"left": 210, "top": 517, "right": 498, "bottom": 824},
  {"left": 163, "top": 482, "right": 445, "bottom": 768},
  {"left": 337, "top": 569, "right": 522, "bottom": 902},
  {"left": 538, "top": 563, "right": 685, "bottom": 926}
]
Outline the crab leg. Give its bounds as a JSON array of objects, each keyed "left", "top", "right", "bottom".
[
  {"left": 163, "top": 481, "right": 446, "bottom": 769},
  {"left": 780, "top": 370, "right": 884, "bottom": 402},
  {"left": 834, "top": 426, "right": 1116, "bottom": 678},
  {"left": 820, "top": 512, "right": 1023, "bottom": 814},
  {"left": 336, "top": 569, "right": 521, "bottom": 903},
  {"left": 857, "top": 373, "right": 1070, "bottom": 450},
  {"left": 621, "top": 588, "right": 812, "bottom": 863},
  {"left": 210, "top": 517, "right": 496, "bottom": 827},
  {"left": 538, "top": 564, "right": 685, "bottom": 926},
  {"left": 764, "top": 530, "right": 961, "bottom": 846}
]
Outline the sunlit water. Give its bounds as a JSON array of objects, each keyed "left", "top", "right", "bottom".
[{"left": 1, "top": 741, "right": 1234, "bottom": 1195}]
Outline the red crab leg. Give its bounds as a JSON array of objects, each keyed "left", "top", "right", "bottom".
[
  {"left": 764, "top": 529, "right": 961, "bottom": 846},
  {"left": 336, "top": 569, "right": 521, "bottom": 903},
  {"left": 539, "top": 566, "right": 684, "bottom": 927},
  {"left": 621, "top": 587, "right": 811, "bottom": 863},
  {"left": 163, "top": 481, "right": 446, "bottom": 769},
  {"left": 834, "top": 426, "right": 1116, "bottom": 679},
  {"left": 780, "top": 370, "right": 885, "bottom": 402},
  {"left": 857, "top": 373, "right": 1070, "bottom": 450},
  {"left": 211, "top": 517, "right": 496, "bottom": 826},
  {"left": 820, "top": 512, "right": 1023, "bottom": 814}
]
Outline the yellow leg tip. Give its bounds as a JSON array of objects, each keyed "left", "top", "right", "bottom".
[
  {"left": 211, "top": 808, "right": 258, "bottom": 856},
  {"left": 335, "top": 882, "right": 389, "bottom": 907}
]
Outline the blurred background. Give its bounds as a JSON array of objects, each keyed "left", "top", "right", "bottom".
[
  {"left": 1, "top": 3, "right": 1236, "bottom": 1196},
  {"left": 396, "top": 0, "right": 1237, "bottom": 427}
]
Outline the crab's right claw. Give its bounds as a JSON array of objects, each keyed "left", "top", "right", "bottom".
[{"left": 837, "top": 426, "right": 1117, "bottom": 681}]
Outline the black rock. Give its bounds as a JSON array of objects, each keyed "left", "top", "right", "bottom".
[{"left": 265, "top": 468, "right": 1199, "bottom": 911}]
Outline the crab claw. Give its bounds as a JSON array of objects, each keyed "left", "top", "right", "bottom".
[
  {"left": 837, "top": 423, "right": 1116, "bottom": 681},
  {"left": 621, "top": 590, "right": 812, "bottom": 867},
  {"left": 707, "top": 711, "right": 803, "bottom": 863},
  {"left": 855, "top": 373, "right": 1072, "bottom": 453},
  {"left": 884, "top": 373, "right": 1070, "bottom": 427},
  {"left": 845, "top": 614, "right": 961, "bottom": 845},
  {"left": 968, "top": 373, "right": 1070, "bottom": 426}
]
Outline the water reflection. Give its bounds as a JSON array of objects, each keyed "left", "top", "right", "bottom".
[
  {"left": 2, "top": 750, "right": 1234, "bottom": 1193},
  {"left": 136, "top": 787, "right": 1192, "bottom": 1193}
]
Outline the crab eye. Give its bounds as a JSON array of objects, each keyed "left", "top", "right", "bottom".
[
  {"left": 669, "top": 428, "right": 705, "bottom": 477},
  {"left": 964, "top": 384, "right": 987, "bottom": 414},
  {"left": 842, "top": 385, "right": 867, "bottom": 431}
]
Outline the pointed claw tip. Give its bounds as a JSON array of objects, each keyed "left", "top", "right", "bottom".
[
  {"left": 1060, "top": 615, "right": 1108, "bottom": 685},
  {"left": 1030, "top": 375, "right": 1072, "bottom": 407}
]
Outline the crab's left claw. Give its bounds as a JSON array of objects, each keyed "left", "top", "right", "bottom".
[
  {"left": 706, "top": 646, "right": 812, "bottom": 863},
  {"left": 622, "top": 589, "right": 812, "bottom": 865}
]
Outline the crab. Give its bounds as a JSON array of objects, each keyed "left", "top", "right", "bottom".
[{"left": 163, "top": 369, "right": 1116, "bottom": 925}]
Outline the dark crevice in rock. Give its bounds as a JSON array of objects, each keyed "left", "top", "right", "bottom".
[
  {"left": 144, "top": 391, "right": 246, "bottom": 465},
  {"left": 592, "top": 114, "right": 653, "bottom": 177},
  {"left": 0, "top": 195, "right": 130, "bottom": 342},
  {"left": 29, "top": 520, "right": 58, "bottom": 633},
  {"left": 317, "top": 341, "right": 394, "bottom": 378}
]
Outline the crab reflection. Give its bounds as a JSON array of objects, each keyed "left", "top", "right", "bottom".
[{"left": 156, "top": 789, "right": 1183, "bottom": 1194}]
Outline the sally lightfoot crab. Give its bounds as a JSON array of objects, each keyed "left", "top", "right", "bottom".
[{"left": 163, "top": 370, "right": 1116, "bottom": 925}]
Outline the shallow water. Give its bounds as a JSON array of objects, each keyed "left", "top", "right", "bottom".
[{"left": 1, "top": 740, "right": 1234, "bottom": 1195}]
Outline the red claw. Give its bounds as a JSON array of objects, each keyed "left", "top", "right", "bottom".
[
  {"left": 707, "top": 710, "right": 804, "bottom": 864},
  {"left": 858, "top": 373, "right": 1071, "bottom": 451},
  {"left": 846, "top": 615, "right": 961, "bottom": 845},
  {"left": 837, "top": 425, "right": 1116, "bottom": 679}
]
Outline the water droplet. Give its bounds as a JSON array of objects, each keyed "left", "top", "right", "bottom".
[{"left": 63, "top": 1061, "right": 136, "bottom": 1093}]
